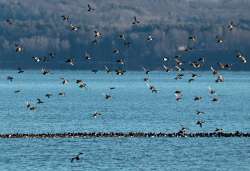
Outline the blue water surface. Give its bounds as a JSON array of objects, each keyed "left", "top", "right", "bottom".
[{"left": 0, "top": 70, "right": 249, "bottom": 170}]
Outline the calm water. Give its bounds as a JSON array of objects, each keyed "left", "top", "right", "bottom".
[{"left": 0, "top": 70, "right": 249, "bottom": 170}]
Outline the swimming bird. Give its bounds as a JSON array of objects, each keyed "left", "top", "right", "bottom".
[{"left": 71, "top": 152, "right": 83, "bottom": 163}]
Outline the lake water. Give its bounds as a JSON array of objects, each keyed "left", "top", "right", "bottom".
[{"left": 0, "top": 70, "right": 249, "bottom": 170}]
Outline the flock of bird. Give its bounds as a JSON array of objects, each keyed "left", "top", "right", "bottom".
[{"left": 3, "top": 3, "right": 249, "bottom": 162}]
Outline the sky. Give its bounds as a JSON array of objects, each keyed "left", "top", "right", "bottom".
[{"left": 0, "top": 0, "right": 250, "bottom": 70}]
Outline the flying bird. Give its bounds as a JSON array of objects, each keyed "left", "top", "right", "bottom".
[
  {"left": 41, "top": 68, "right": 50, "bottom": 75},
  {"left": 45, "top": 93, "right": 52, "bottom": 98},
  {"left": 104, "top": 66, "right": 111, "bottom": 74},
  {"left": 115, "top": 69, "right": 126, "bottom": 75},
  {"left": 88, "top": 4, "right": 95, "bottom": 12},
  {"left": 175, "top": 90, "right": 183, "bottom": 101},
  {"left": 228, "top": 21, "right": 235, "bottom": 31},
  {"left": 6, "top": 19, "right": 13, "bottom": 25},
  {"left": 65, "top": 58, "right": 74, "bottom": 66},
  {"left": 7, "top": 76, "right": 14, "bottom": 82},
  {"left": 14, "top": 90, "right": 21, "bottom": 94},
  {"left": 32, "top": 56, "right": 41, "bottom": 63},
  {"left": 69, "top": 24, "right": 80, "bottom": 31},
  {"left": 61, "top": 15, "right": 70, "bottom": 21},
  {"left": 216, "top": 35, "right": 223, "bottom": 43},
  {"left": 94, "top": 31, "right": 102, "bottom": 38},
  {"left": 71, "top": 152, "right": 83, "bottom": 163},
  {"left": 132, "top": 16, "right": 140, "bottom": 25},
  {"left": 236, "top": 52, "right": 247, "bottom": 64},
  {"left": 61, "top": 78, "right": 69, "bottom": 85},
  {"left": 196, "top": 110, "right": 205, "bottom": 115},
  {"left": 93, "top": 112, "right": 102, "bottom": 118},
  {"left": 17, "top": 68, "right": 24, "bottom": 74},
  {"left": 15, "top": 44, "right": 23, "bottom": 53},
  {"left": 189, "top": 35, "right": 197, "bottom": 42},
  {"left": 37, "top": 98, "right": 44, "bottom": 104},
  {"left": 196, "top": 120, "right": 205, "bottom": 128}
]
